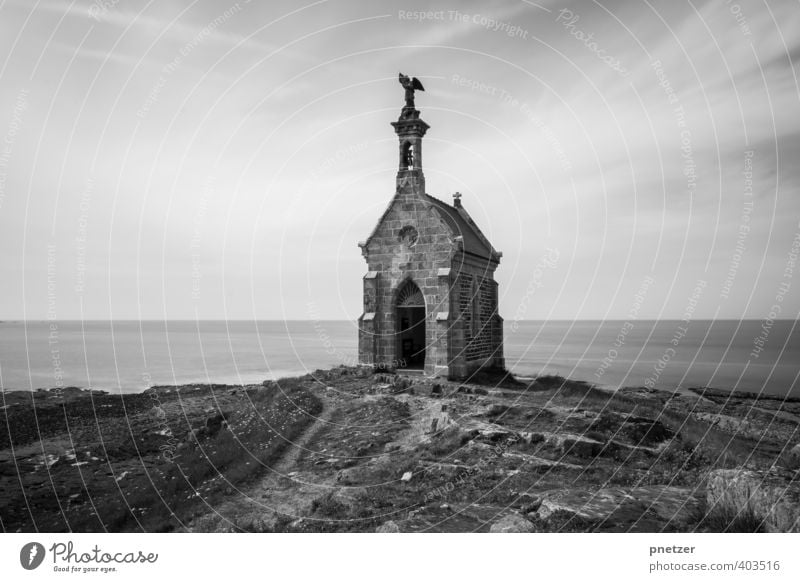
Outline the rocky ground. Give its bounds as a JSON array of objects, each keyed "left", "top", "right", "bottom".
[
  {"left": 0, "top": 381, "right": 321, "bottom": 532},
  {"left": 2, "top": 367, "right": 800, "bottom": 532}
]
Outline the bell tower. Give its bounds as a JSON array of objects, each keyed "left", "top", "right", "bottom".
[
  {"left": 358, "top": 74, "right": 504, "bottom": 379},
  {"left": 391, "top": 73, "right": 429, "bottom": 193}
]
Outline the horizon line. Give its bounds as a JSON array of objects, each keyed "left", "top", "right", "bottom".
[{"left": 1, "top": 318, "right": 798, "bottom": 323}]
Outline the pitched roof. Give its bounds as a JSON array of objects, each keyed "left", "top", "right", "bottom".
[{"left": 424, "top": 193, "right": 499, "bottom": 262}]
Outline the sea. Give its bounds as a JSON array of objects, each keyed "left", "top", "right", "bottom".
[{"left": 0, "top": 320, "right": 798, "bottom": 397}]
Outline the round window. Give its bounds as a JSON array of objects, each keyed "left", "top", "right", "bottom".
[{"left": 398, "top": 225, "right": 418, "bottom": 247}]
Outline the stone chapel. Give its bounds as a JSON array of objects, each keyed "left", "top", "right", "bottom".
[{"left": 357, "top": 74, "right": 504, "bottom": 379}]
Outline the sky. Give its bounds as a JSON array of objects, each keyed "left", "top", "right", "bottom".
[{"left": 0, "top": 0, "right": 798, "bottom": 321}]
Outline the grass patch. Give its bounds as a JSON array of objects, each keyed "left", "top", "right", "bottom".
[
  {"left": 59, "top": 381, "right": 321, "bottom": 532},
  {"left": 698, "top": 501, "right": 766, "bottom": 532},
  {"left": 467, "top": 367, "right": 527, "bottom": 389},
  {"left": 420, "top": 425, "right": 475, "bottom": 458}
]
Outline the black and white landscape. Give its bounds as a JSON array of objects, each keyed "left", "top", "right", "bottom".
[{"left": 0, "top": 0, "right": 799, "bottom": 535}]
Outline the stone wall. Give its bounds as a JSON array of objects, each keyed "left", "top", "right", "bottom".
[
  {"left": 358, "top": 173, "right": 503, "bottom": 378},
  {"left": 359, "top": 182, "right": 454, "bottom": 375},
  {"left": 453, "top": 260, "right": 502, "bottom": 367}
]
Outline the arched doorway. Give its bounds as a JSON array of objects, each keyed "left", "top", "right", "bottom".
[{"left": 395, "top": 280, "right": 425, "bottom": 369}]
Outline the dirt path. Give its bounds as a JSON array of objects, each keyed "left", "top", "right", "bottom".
[{"left": 189, "top": 398, "right": 337, "bottom": 532}]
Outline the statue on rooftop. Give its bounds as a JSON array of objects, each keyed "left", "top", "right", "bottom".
[{"left": 398, "top": 73, "right": 425, "bottom": 110}]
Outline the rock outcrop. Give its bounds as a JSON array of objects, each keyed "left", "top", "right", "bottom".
[
  {"left": 536, "top": 486, "right": 701, "bottom": 531},
  {"left": 489, "top": 512, "right": 535, "bottom": 533},
  {"left": 789, "top": 443, "right": 800, "bottom": 462},
  {"left": 694, "top": 412, "right": 760, "bottom": 440},
  {"left": 376, "top": 520, "right": 400, "bottom": 533}
]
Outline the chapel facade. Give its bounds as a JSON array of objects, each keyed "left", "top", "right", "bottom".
[{"left": 357, "top": 75, "right": 504, "bottom": 379}]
